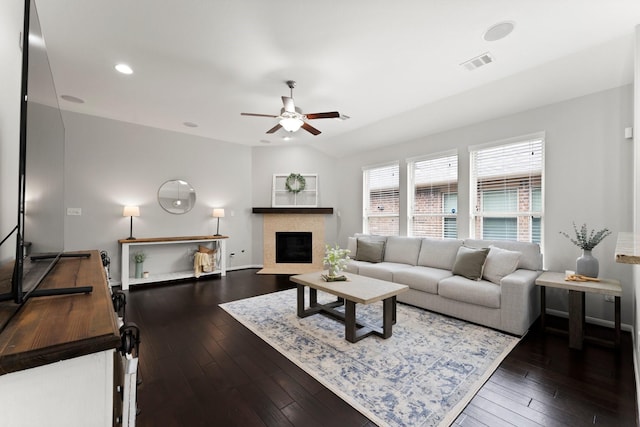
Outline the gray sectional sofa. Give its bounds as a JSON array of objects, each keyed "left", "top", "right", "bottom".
[{"left": 345, "top": 235, "right": 543, "bottom": 336}]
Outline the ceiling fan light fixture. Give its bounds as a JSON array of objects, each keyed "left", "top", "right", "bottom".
[{"left": 280, "top": 116, "right": 303, "bottom": 132}]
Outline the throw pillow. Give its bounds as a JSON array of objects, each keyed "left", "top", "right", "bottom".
[
  {"left": 355, "top": 239, "right": 386, "bottom": 263},
  {"left": 483, "top": 245, "right": 521, "bottom": 285},
  {"left": 451, "top": 246, "right": 490, "bottom": 281}
]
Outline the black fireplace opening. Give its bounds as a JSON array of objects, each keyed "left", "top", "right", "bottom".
[{"left": 276, "top": 232, "right": 313, "bottom": 264}]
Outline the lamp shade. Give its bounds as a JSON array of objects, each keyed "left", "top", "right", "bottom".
[
  {"left": 212, "top": 208, "right": 225, "bottom": 218},
  {"left": 123, "top": 206, "right": 140, "bottom": 217}
]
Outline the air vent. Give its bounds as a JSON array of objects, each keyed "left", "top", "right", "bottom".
[{"left": 460, "top": 52, "right": 495, "bottom": 71}]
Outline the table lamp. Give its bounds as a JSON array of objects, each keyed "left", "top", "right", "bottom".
[
  {"left": 123, "top": 206, "right": 140, "bottom": 240},
  {"left": 212, "top": 208, "right": 225, "bottom": 236}
]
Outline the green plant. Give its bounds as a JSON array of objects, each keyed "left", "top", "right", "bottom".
[
  {"left": 559, "top": 222, "right": 612, "bottom": 251},
  {"left": 323, "top": 244, "right": 350, "bottom": 275},
  {"left": 133, "top": 252, "right": 146, "bottom": 263}
]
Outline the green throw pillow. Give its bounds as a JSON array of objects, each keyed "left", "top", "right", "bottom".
[
  {"left": 355, "top": 239, "right": 386, "bottom": 263},
  {"left": 451, "top": 246, "right": 490, "bottom": 281}
]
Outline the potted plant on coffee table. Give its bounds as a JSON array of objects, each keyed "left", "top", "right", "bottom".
[{"left": 323, "top": 244, "right": 350, "bottom": 281}]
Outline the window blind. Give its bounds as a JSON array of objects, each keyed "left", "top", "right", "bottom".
[
  {"left": 363, "top": 163, "right": 399, "bottom": 236},
  {"left": 470, "top": 137, "right": 544, "bottom": 242},
  {"left": 408, "top": 153, "right": 458, "bottom": 238}
]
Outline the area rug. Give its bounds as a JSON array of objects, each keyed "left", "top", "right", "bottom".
[{"left": 220, "top": 289, "right": 520, "bottom": 427}]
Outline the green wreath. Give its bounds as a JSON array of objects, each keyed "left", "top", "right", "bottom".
[{"left": 285, "top": 173, "right": 306, "bottom": 194}]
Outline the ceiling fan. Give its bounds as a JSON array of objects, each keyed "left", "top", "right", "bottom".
[{"left": 241, "top": 80, "right": 340, "bottom": 135}]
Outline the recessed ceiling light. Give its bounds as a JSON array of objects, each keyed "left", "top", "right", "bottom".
[
  {"left": 483, "top": 21, "right": 515, "bottom": 42},
  {"left": 60, "top": 94, "right": 85, "bottom": 104},
  {"left": 115, "top": 63, "right": 133, "bottom": 75},
  {"left": 183, "top": 122, "right": 198, "bottom": 128}
]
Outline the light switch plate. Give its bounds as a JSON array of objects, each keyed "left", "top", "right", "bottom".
[{"left": 67, "top": 207, "right": 82, "bottom": 216}]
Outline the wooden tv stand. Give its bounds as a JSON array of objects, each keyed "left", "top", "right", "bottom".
[{"left": 0, "top": 250, "right": 121, "bottom": 426}]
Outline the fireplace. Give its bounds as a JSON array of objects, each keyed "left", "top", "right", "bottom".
[
  {"left": 256, "top": 212, "right": 327, "bottom": 274},
  {"left": 276, "top": 232, "right": 312, "bottom": 263}
]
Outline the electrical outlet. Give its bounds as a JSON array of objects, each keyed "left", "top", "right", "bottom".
[{"left": 604, "top": 295, "right": 615, "bottom": 303}]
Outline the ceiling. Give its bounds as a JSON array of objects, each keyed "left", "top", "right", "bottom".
[{"left": 33, "top": 0, "right": 640, "bottom": 157}]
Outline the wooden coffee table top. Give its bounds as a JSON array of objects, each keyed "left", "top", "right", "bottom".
[{"left": 291, "top": 271, "right": 408, "bottom": 305}]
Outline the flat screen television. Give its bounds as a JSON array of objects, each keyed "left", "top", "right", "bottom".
[{"left": 0, "top": 0, "right": 91, "bottom": 318}]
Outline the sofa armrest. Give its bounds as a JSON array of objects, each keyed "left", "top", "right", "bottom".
[
  {"left": 499, "top": 269, "right": 541, "bottom": 335},
  {"left": 501, "top": 269, "right": 539, "bottom": 288}
]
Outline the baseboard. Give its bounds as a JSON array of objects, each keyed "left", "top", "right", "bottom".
[
  {"left": 545, "top": 308, "right": 633, "bottom": 332},
  {"left": 226, "top": 264, "right": 262, "bottom": 271}
]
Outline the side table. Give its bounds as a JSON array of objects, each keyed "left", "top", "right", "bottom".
[{"left": 535, "top": 271, "right": 621, "bottom": 350}]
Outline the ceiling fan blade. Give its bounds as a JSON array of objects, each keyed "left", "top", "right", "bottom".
[
  {"left": 282, "top": 96, "right": 296, "bottom": 113},
  {"left": 305, "top": 111, "right": 340, "bottom": 120},
  {"left": 301, "top": 122, "right": 321, "bottom": 135},
  {"left": 241, "top": 112, "right": 278, "bottom": 118},
  {"left": 266, "top": 123, "right": 282, "bottom": 134}
]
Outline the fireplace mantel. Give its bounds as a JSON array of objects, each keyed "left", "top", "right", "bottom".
[{"left": 252, "top": 207, "right": 333, "bottom": 214}]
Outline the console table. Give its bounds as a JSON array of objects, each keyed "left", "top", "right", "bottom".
[
  {"left": 535, "top": 271, "right": 621, "bottom": 350},
  {"left": 119, "top": 235, "right": 227, "bottom": 290}
]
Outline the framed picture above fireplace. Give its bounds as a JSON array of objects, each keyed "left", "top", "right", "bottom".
[{"left": 272, "top": 173, "right": 318, "bottom": 207}]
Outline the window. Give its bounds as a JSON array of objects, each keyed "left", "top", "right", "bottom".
[
  {"left": 408, "top": 151, "right": 458, "bottom": 238},
  {"left": 470, "top": 133, "right": 544, "bottom": 243},
  {"left": 363, "top": 162, "right": 399, "bottom": 236}
]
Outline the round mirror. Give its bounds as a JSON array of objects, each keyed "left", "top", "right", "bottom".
[{"left": 158, "top": 179, "right": 196, "bottom": 214}]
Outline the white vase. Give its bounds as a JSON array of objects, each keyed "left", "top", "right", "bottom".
[{"left": 329, "top": 263, "right": 346, "bottom": 277}]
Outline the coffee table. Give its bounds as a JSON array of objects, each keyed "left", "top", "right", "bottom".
[{"left": 290, "top": 271, "right": 409, "bottom": 343}]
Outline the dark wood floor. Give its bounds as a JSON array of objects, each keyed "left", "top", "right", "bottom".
[{"left": 123, "top": 269, "right": 637, "bottom": 427}]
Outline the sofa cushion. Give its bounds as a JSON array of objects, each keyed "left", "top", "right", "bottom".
[
  {"left": 355, "top": 239, "right": 386, "bottom": 263},
  {"left": 483, "top": 245, "right": 521, "bottom": 285},
  {"left": 417, "top": 238, "right": 463, "bottom": 270},
  {"left": 383, "top": 236, "right": 422, "bottom": 265},
  {"left": 463, "top": 239, "right": 542, "bottom": 271},
  {"left": 451, "top": 246, "right": 489, "bottom": 281},
  {"left": 393, "top": 266, "right": 452, "bottom": 294},
  {"left": 438, "top": 275, "right": 501, "bottom": 309},
  {"left": 357, "top": 262, "right": 413, "bottom": 282},
  {"left": 345, "top": 259, "right": 370, "bottom": 275}
]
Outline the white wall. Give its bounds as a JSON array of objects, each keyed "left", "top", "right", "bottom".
[
  {"left": 0, "top": 0, "right": 23, "bottom": 263},
  {"left": 335, "top": 85, "right": 635, "bottom": 325},
  {"left": 250, "top": 145, "right": 341, "bottom": 263},
  {"left": 62, "top": 111, "right": 255, "bottom": 281}
]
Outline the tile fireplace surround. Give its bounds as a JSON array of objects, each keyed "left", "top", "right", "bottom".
[{"left": 253, "top": 208, "right": 333, "bottom": 274}]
